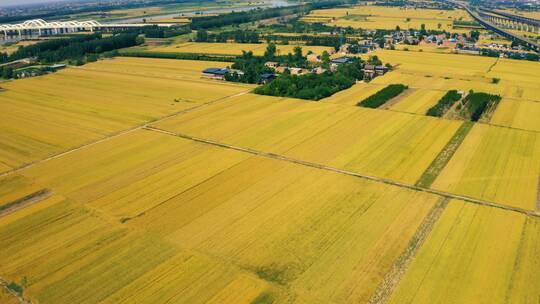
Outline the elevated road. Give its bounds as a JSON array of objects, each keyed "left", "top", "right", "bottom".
[
  {"left": 449, "top": 1, "right": 540, "bottom": 52},
  {"left": 485, "top": 9, "right": 540, "bottom": 28}
]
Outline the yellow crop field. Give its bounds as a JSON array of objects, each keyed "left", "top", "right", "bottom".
[
  {"left": 76, "top": 57, "right": 242, "bottom": 81},
  {"left": 0, "top": 288, "right": 19, "bottom": 304},
  {"left": 1, "top": 49, "right": 540, "bottom": 303},
  {"left": 1, "top": 126, "right": 446, "bottom": 304},
  {"left": 155, "top": 93, "right": 462, "bottom": 184},
  {"left": 491, "top": 99, "right": 540, "bottom": 132},
  {"left": 367, "top": 50, "right": 497, "bottom": 76},
  {"left": 432, "top": 124, "right": 540, "bottom": 210},
  {"left": 388, "top": 200, "right": 538, "bottom": 304},
  {"left": 365, "top": 51, "right": 540, "bottom": 103},
  {"left": 147, "top": 42, "right": 334, "bottom": 56},
  {"left": 320, "top": 82, "right": 387, "bottom": 105},
  {"left": 389, "top": 88, "right": 446, "bottom": 114},
  {"left": 0, "top": 58, "right": 249, "bottom": 171},
  {"left": 302, "top": 5, "right": 472, "bottom": 31}
]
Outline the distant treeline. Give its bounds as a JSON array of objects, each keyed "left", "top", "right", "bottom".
[
  {"left": 358, "top": 84, "right": 408, "bottom": 108},
  {"left": 142, "top": 26, "right": 192, "bottom": 39},
  {"left": 426, "top": 90, "right": 462, "bottom": 117},
  {"left": 7, "top": 34, "right": 101, "bottom": 61},
  {"left": 195, "top": 30, "right": 261, "bottom": 44},
  {"left": 120, "top": 50, "right": 236, "bottom": 62},
  {"left": 190, "top": 0, "right": 351, "bottom": 29}
]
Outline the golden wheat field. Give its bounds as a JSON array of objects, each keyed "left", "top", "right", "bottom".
[
  {"left": 1, "top": 50, "right": 540, "bottom": 304},
  {"left": 432, "top": 124, "right": 540, "bottom": 211},
  {"left": 154, "top": 93, "right": 462, "bottom": 184},
  {"left": 388, "top": 200, "right": 540, "bottom": 304},
  {"left": 302, "top": 5, "right": 472, "bottom": 32},
  {"left": 0, "top": 57, "right": 249, "bottom": 171},
  {"left": 147, "top": 42, "right": 334, "bottom": 56}
]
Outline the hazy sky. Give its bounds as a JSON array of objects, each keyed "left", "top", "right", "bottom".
[{"left": 0, "top": 0, "right": 69, "bottom": 8}]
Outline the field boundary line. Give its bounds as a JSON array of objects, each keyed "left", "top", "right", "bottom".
[
  {"left": 368, "top": 197, "right": 449, "bottom": 304},
  {"left": 144, "top": 126, "right": 540, "bottom": 219},
  {"left": 537, "top": 170, "right": 540, "bottom": 212},
  {"left": 415, "top": 121, "right": 474, "bottom": 188},
  {"left": 0, "top": 90, "right": 250, "bottom": 179}
]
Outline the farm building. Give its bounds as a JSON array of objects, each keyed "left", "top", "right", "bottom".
[{"left": 202, "top": 67, "right": 230, "bottom": 80}]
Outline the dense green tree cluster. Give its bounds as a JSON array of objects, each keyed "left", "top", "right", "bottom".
[
  {"left": 195, "top": 30, "right": 260, "bottom": 43},
  {"left": 142, "top": 26, "right": 191, "bottom": 38},
  {"left": 461, "top": 91, "right": 501, "bottom": 121},
  {"left": 224, "top": 44, "right": 311, "bottom": 84},
  {"left": 121, "top": 51, "right": 236, "bottom": 62},
  {"left": 36, "top": 33, "right": 141, "bottom": 63},
  {"left": 7, "top": 34, "right": 102, "bottom": 62},
  {"left": 358, "top": 84, "right": 408, "bottom": 108},
  {"left": 426, "top": 90, "right": 462, "bottom": 117},
  {"left": 225, "top": 50, "right": 274, "bottom": 83},
  {"left": 253, "top": 58, "right": 364, "bottom": 100}
]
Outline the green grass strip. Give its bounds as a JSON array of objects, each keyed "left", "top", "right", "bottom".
[{"left": 415, "top": 121, "right": 474, "bottom": 188}]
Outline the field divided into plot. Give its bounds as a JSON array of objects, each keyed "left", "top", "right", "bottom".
[
  {"left": 387, "top": 200, "right": 540, "bottom": 304},
  {"left": 491, "top": 99, "right": 540, "bottom": 132},
  {"left": 432, "top": 124, "right": 540, "bottom": 211},
  {"left": 147, "top": 42, "right": 334, "bottom": 56},
  {"left": 302, "top": 6, "right": 472, "bottom": 32},
  {"left": 320, "top": 82, "right": 387, "bottom": 106},
  {"left": 387, "top": 88, "right": 446, "bottom": 114},
  {"left": 0, "top": 57, "right": 249, "bottom": 171},
  {"left": 0, "top": 128, "right": 444, "bottom": 304},
  {"left": 154, "top": 93, "right": 462, "bottom": 184},
  {"left": 1, "top": 52, "right": 540, "bottom": 304}
]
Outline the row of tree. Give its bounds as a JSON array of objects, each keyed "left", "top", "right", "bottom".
[
  {"left": 357, "top": 84, "right": 408, "bottom": 108},
  {"left": 426, "top": 90, "right": 462, "bottom": 117},
  {"left": 460, "top": 91, "right": 501, "bottom": 121},
  {"left": 6, "top": 34, "right": 102, "bottom": 62},
  {"left": 195, "top": 30, "right": 260, "bottom": 43}
]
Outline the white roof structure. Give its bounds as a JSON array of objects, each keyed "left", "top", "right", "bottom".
[{"left": 0, "top": 18, "right": 174, "bottom": 34}]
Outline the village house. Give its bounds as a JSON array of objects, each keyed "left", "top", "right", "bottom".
[
  {"left": 264, "top": 61, "right": 280, "bottom": 69},
  {"left": 260, "top": 73, "right": 277, "bottom": 84}
]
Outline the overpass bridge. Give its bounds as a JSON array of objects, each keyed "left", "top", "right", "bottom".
[
  {"left": 476, "top": 9, "right": 540, "bottom": 34},
  {"left": 0, "top": 19, "right": 176, "bottom": 38},
  {"left": 449, "top": 1, "right": 540, "bottom": 52}
]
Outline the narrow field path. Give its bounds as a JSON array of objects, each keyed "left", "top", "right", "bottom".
[
  {"left": 144, "top": 126, "right": 540, "bottom": 219},
  {"left": 0, "top": 90, "right": 250, "bottom": 179}
]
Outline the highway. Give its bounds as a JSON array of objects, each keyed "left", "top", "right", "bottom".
[{"left": 449, "top": 0, "right": 540, "bottom": 52}]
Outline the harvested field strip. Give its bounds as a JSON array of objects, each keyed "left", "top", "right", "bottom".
[
  {"left": 144, "top": 126, "right": 540, "bottom": 218},
  {"left": 389, "top": 89, "right": 446, "bottom": 115},
  {"left": 416, "top": 122, "right": 474, "bottom": 188},
  {"left": 368, "top": 197, "right": 449, "bottom": 304}
]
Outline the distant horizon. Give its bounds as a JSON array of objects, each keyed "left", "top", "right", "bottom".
[{"left": 0, "top": 0, "right": 72, "bottom": 8}]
